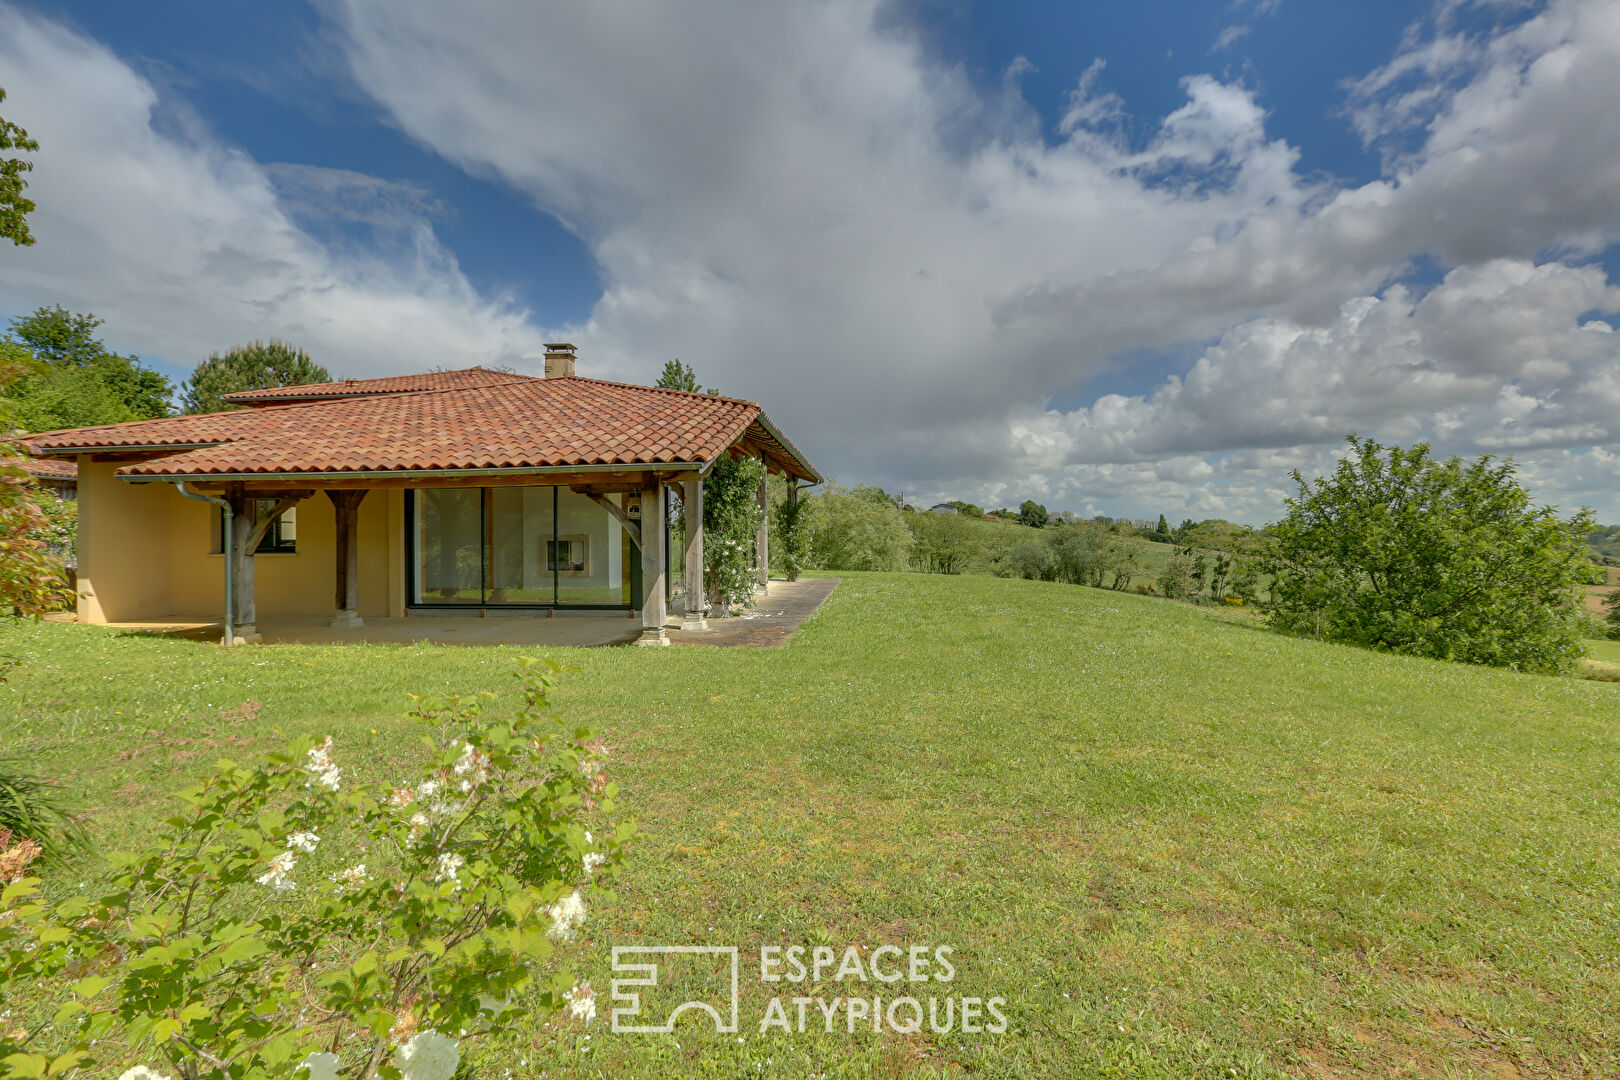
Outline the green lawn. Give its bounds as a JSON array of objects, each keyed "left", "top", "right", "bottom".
[
  {"left": 3, "top": 574, "right": 1618, "bottom": 1078},
  {"left": 1588, "top": 636, "right": 1620, "bottom": 665}
]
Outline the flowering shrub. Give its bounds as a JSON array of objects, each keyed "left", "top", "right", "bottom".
[
  {"left": 0, "top": 659, "right": 627, "bottom": 1080},
  {"left": 772, "top": 488, "right": 809, "bottom": 582},
  {"left": 33, "top": 491, "right": 74, "bottom": 564},
  {"left": 702, "top": 453, "right": 764, "bottom": 609}
]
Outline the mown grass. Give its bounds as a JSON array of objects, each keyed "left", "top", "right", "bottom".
[{"left": 2, "top": 573, "right": 1618, "bottom": 1078}]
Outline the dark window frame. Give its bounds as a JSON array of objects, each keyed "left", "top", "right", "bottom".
[
  {"left": 405, "top": 487, "right": 637, "bottom": 611},
  {"left": 214, "top": 502, "right": 298, "bottom": 554}
]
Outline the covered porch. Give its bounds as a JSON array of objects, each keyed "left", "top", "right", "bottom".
[
  {"left": 66, "top": 578, "right": 838, "bottom": 648},
  {"left": 127, "top": 460, "right": 803, "bottom": 648}
]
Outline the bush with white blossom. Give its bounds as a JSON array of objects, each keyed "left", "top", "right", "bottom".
[
  {"left": 0, "top": 659, "right": 627, "bottom": 1080},
  {"left": 702, "top": 452, "right": 766, "bottom": 608}
]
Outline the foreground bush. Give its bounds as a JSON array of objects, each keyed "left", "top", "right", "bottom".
[
  {"left": 0, "top": 659, "right": 626, "bottom": 1079},
  {"left": 0, "top": 755, "right": 87, "bottom": 858},
  {"left": 1266, "top": 436, "right": 1596, "bottom": 672}
]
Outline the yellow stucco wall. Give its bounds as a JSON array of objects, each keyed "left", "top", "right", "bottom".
[
  {"left": 166, "top": 489, "right": 399, "bottom": 619},
  {"left": 76, "top": 459, "right": 173, "bottom": 623},
  {"left": 77, "top": 470, "right": 404, "bottom": 624}
]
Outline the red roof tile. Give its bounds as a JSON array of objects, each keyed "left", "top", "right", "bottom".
[
  {"left": 19, "top": 456, "right": 77, "bottom": 481},
  {"left": 222, "top": 366, "right": 537, "bottom": 405},
  {"left": 24, "top": 377, "right": 819, "bottom": 482}
]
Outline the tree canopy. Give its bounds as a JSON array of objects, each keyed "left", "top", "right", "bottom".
[
  {"left": 0, "top": 87, "right": 38, "bottom": 248},
  {"left": 0, "top": 351, "right": 74, "bottom": 616},
  {"left": 655, "top": 358, "right": 700, "bottom": 393},
  {"left": 1, "top": 307, "right": 172, "bottom": 431},
  {"left": 181, "top": 340, "right": 331, "bottom": 414},
  {"left": 1017, "top": 500, "right": 1050, "bottom": 529},
  {"left": 1265, "top": 435, "right": 1597, "bottom": 672}
]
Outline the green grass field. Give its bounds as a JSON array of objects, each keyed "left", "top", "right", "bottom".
[
  {"left": 1587, "top": 636, "right": 1620, "bottom": 666},
  {"left": 3, "top": 574, "right": 1618, "bottom": 1078}
]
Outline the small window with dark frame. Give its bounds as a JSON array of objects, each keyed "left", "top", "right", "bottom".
[
  {"left": 546, "top": 535, "right": 589, "bottom": 576},
  {"left": 214, "top": 503, "right": 298, "bottom": 554}
]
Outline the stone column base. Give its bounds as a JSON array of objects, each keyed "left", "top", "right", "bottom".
[
  {"left": 681, "top": 612, "right": 709, "bottom": 631},
  {"left": 330, "top": 611, "right": 365, "bottom": 628},
  {"left": 230, "top": 625, "right": 261, "bottom": 645},
  {"left": 635, "top": 628, "right": 670, "bottom": 647}
]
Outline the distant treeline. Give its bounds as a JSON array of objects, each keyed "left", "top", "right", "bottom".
[
  {"left": 1589, "top": 523, "right": 1620, "bottom": 565},
  {"left": 774, "top": 482, "right": 1264, "bottom": 603}
]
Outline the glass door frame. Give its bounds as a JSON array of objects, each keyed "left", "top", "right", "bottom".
[{"left": 405, "top": 486, "right": 638, "bottom": 611}]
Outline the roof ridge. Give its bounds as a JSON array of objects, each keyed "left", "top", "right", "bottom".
[
  {"left": 23, "top": 390, "right": 368, "bottom": 444},
  {"left": 222, "top": 366, "right": 538, "bottom": 401},
  {"left": 564, "top": 375, "right": 759, "bottom": 409}
]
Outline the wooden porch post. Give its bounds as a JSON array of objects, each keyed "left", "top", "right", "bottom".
[
  {"left": 681, "top": 479, "right": 707, "bottom": 631},
  {"left": 224, "top": 484, "right": 307, "bottom": 644},
  {"left": 636, "top": 478, "right": 669, "bottom": 646},
  {"left": 786, "top": 483, "right": 800, "bottom": 581},
  {"left": 224, "top": 484, "right": 260, "bottom": 644},
  {"left": 325, "top": 490, "right": 368, "bottom": 627},
  {"left": 755, "top": 472, "right": 769, "bottom": 592}
]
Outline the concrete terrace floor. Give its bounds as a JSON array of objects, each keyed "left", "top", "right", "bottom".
[{"left": 63, "top": 577, "right": 840, "bottom": 649}]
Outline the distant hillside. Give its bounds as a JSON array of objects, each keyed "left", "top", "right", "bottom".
[{"left": 1589, "top": 524, "right": 1620, "bottom": 564}]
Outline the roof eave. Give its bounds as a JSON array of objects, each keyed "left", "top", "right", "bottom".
[
  {"left": 752, "top": 412, "right": 822, "bottom": 484},
  {"left": 118, "top": 462, "right": 708, "bottom": 483}
]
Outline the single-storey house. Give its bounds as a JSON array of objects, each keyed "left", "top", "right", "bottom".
[{"left": 23, "top": 345, "right": 818, "bottom": 646}]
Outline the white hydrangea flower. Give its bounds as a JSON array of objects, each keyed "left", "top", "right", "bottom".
[
  {"left": 453, "top": 742, "right": 490, "bottom": 785},
  {"left": 330, "top": 863, "right": 369, "bottom": 891},
  {"left": 298, "top": 1051, "right": 341, "bottom": 1080},
  {"left": 417, "top": 779, "right": 442, "bottom": 799},
  {"left": 433, "top": 852, "right": 465, "bottom": 885},
  {"left": 546, "top": 890, "right": 588, "bottom": 941},
  {"left": 255, "top": 850, "right": 297, "bottom": 892},
  {"left": 117, "top": 1068, "right": 174, "bottom": 1080},
  {"left": 303, "top": 737, "right": 342, "bottom": 792},
  {"left": 582, "top": 852, "right": 605, "bottom": 876},
  {"left": 407, "top": 812, "right": 431, "bottom": 845},
  {"left": 394, "top": 1029, "right": 460, "bottom": 1080},
  {"left": 565, "top": 982, "right": 596, "bottom": 1024},
  {"left": 286, "top": 830, "right": 320, "bottom": 854}
]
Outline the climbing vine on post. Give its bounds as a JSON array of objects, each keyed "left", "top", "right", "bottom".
[
  {"left": 774, "top": 484, "right": 809, "bottom": 582},
  {"left": 703, "top": 453, "right": 764, "bottom": 610}
]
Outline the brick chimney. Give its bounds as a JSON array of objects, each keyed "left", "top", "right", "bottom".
[{"left": 543, "top": 343, "right": 577, "bottom": 378}]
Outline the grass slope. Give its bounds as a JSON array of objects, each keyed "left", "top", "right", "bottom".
[{"left": 3, "top": 575, "right": 1618, "bottom": 1078}]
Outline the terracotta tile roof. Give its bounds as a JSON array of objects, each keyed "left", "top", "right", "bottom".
[
  {"left": 24, "top": 377, "right": 820, "bottom": 483},
  {"left": 222, "top": 366, "right": 537, "bottom": 405},
  {"left": 19, "top": 456, "right": 77, "bottom": 481}
]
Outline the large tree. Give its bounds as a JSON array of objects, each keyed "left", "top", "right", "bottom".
[
  {"left": 0, "top": 87, "right": 38, "bottom": 248},
  {"left": 1265, "top": 435, "right": 1597, "bottom": 672},
  {"left": 655, "top": 358, "right": 719, "bottom": 395},
  {"left": 0, "top": 352, "right": 73, "bottom": 618},
  {"left": 655, "top": 358, "right": 700, "bottom": 393},
  {"left": 181, "top": 340, "right": 331, "bottom": 413},
  {"left": 1017, "top": 500, "right": 1049, "bottom": 529},
  {"left": 2, "top": 307, "right": 172, "bottom": 429}
]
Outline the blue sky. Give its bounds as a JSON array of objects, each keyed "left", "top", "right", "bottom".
[
  {"left": 35, "top": 0, "right": 1448, "bottom": 354},
  {"left": 2, "top": 0, "right": 1617, "bottom": 522}
]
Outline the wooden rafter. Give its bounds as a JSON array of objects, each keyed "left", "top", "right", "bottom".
[{"left": 577, "top": 490, "right": 641, "bottom": 548}]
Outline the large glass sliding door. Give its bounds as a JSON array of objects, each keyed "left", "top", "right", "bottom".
[
  {"left": 488, "top": 487, "right": 556, "bottom": 603},
  {"left": 411, "top": 486, "right": 633, "bottom": 609},
  {"left": 417, "top": 489, "right": 481, "bottom": 601}
]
